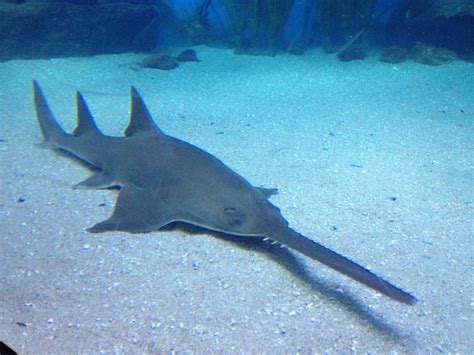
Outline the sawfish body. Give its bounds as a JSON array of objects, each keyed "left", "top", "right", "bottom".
[{"left": 33, "top": 81, "right": 416, "bottom": 304}]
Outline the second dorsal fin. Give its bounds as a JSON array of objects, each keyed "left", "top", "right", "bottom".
[
  {"left": 73, "top": 91, "right": 103, "bottom": 137},
  {"left": 124, "top": 86, "right": 163, "bottom": 137}
]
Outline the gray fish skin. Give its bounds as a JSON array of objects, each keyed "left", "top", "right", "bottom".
[{"left": 32, "top": 80, "right": 416, "bottom": 305}]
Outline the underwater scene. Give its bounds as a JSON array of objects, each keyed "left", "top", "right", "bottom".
[{"left": 0, "top": 0, "right": 473, "bottom": 353}]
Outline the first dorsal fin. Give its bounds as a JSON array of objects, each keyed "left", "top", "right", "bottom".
[
  {"left": 73, "top": 91, "right": 103, "bottom": 137},
  {"left": 124, "top": 86, "right": 163, "bottom": 137}
]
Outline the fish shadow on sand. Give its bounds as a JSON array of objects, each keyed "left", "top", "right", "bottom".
[{"left": 164, "top": 222, "right": 413, "bottom": 344}]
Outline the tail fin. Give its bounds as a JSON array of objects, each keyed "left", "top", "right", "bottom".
[
  {"left": 32, "top": 80, "right": 68, "bottom": 149},
  {"left": 274, "top": 228, "right": 417, "bottom": 304}
]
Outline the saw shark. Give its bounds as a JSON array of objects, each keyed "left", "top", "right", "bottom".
[{"left": 32, "top": 80, "right": 416, "bottom": 304}]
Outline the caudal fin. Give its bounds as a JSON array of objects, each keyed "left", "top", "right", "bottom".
[{"left": 32, "top": 80, "right": 68, "bottom": 149}]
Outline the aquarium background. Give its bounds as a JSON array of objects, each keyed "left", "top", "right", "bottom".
[
  {"left": 1, "top": 0, "right": 473, "bottom": 61},
  {"left": 0, "top": 0, "right": 473, "bottom": 353}
]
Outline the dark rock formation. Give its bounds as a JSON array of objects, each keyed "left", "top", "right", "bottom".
[
  {"left": 0, "top": 2, "right": 173, "bottom": 61},
  {"left": 176, "top": 49, "right": 199, "bottom": 62},
  {"left": 337, "top": 43, "right": 367, "bottom": 62},
  {"left": 379, "top": 45, "right": 408, "bottom": 64},
  {"left": 409, "top": 43, "right": 457, "bottom": 66},
  {"left": 402, "top": 0, "right": 474, "bottom": 23},
  {"left": 288, "top": 44, "right": 305, "bottom": 56},
  {"left": 317, "top": 0, "right": 376, "bottom": 56},
  {"left": 458, "top": 51, "right": 474, "bottom": 63},
  {"left": 183, "top": 20, "right": 209, "bottom": 46},
  {"left": 385, "top": 0, "right": 473, "bottom": 63},
  {"left": 140, "top": 53, "right": 178, "bottom": 70},
  {"left": 221, "top": 0, "right": 293, "bottom": 55}
]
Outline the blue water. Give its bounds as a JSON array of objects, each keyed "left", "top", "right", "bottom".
[{"left": 1, "top": 1, "right": 473, "bottom": 353}]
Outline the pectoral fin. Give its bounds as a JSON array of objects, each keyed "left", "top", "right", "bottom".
[
  {"left": 257, "top": 187, "right": 278, "bottom": 198},
  {"left": 88, "top": 183, "right": 173, "bottom": 233}
]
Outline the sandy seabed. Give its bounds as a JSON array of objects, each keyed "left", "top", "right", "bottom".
[{"left": 0, "top": 46, "right": 472, "bottom": 353}]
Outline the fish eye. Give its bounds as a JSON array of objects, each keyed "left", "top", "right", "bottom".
[
  {"left": 231, "top": 218, "right": 243, "bottom": 226},
  {"left": 224, "top": 208, "right": 243, "bottom": 226}
]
